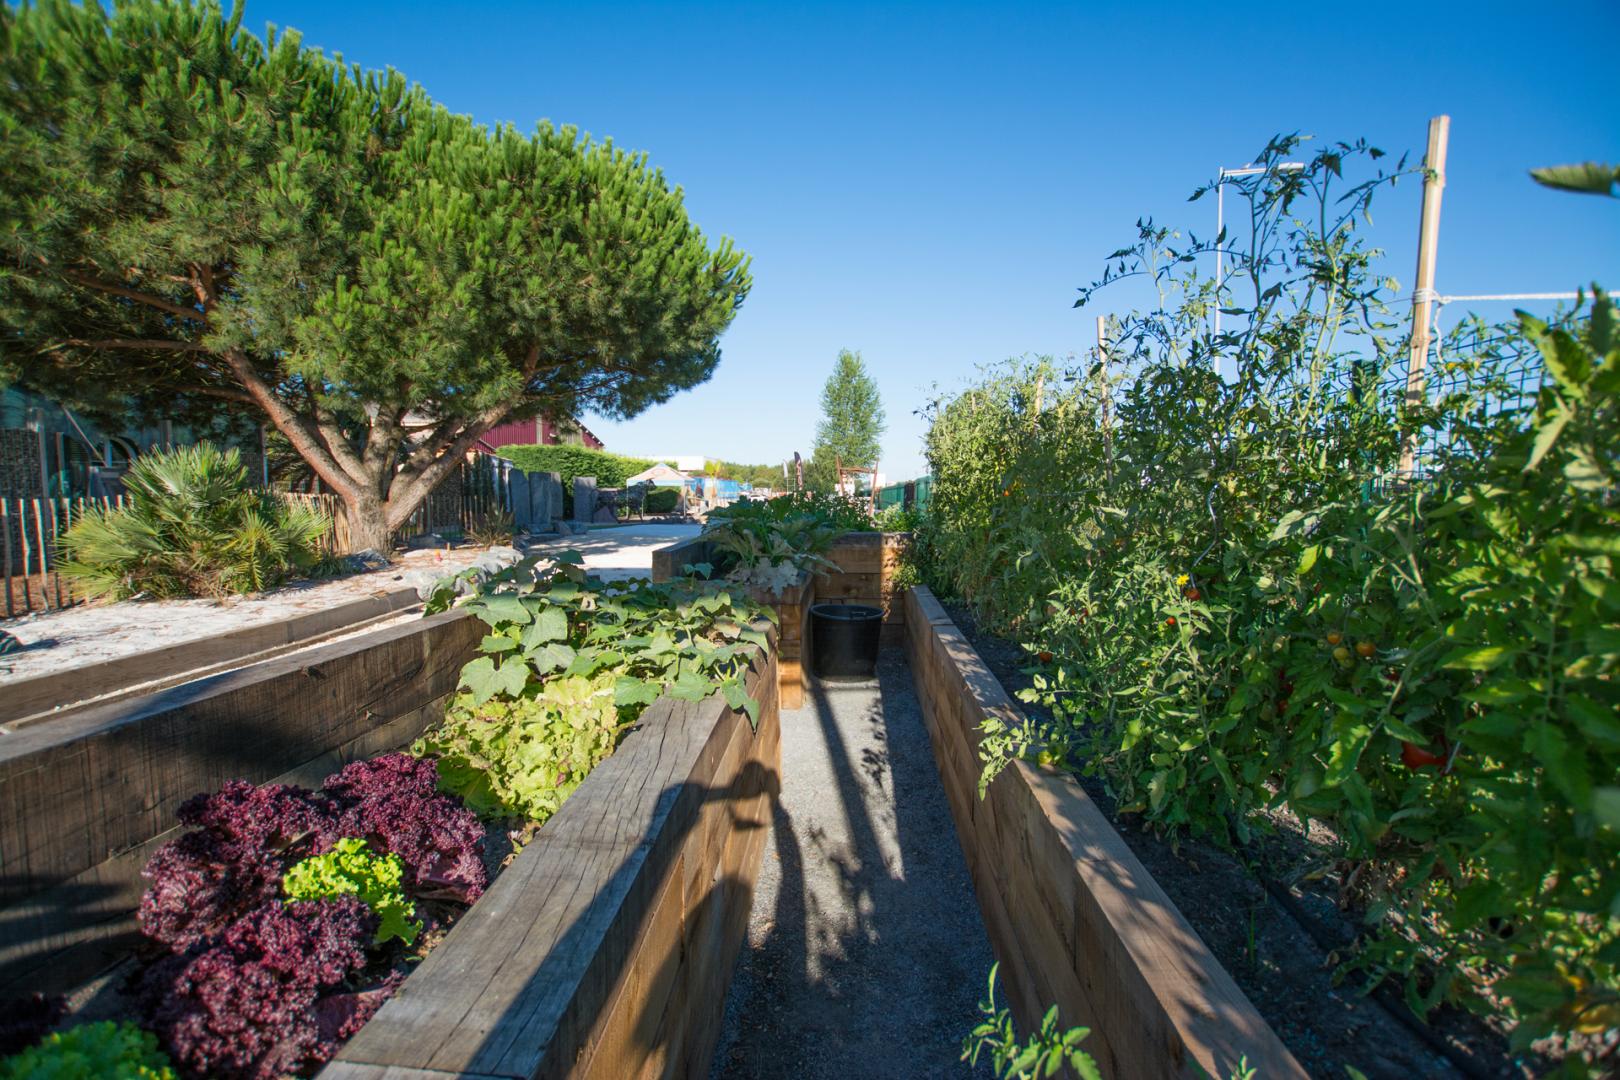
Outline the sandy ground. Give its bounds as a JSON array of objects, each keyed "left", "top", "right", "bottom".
[
  {"left": 0, "top": 524, "right": 701, "bottom": 684},
  {"left": 710, "top": 650, "right": 996, "bottom": 1079},
  {"left": 0, "top": 547, "right": 509, "bottom": 683}
]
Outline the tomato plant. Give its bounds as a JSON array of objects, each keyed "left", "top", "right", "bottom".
[{"left": 916, "top": 132, "right": 1619, "bottom": 1061}]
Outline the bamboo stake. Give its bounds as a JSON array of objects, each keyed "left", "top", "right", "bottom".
[{"left": 1399, "top": 115, "right": 1450, "bottom": 479}]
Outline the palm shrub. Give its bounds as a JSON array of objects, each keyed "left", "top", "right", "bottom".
[{"left": 58, "top": 444, "right": 330, "bottom": 600}]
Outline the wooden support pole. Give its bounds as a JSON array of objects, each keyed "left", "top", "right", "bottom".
[
  {"left": 1096, "top": 314, "right": 1111, "bottom": 426},
  {"left": 1399, "top": 115, "right": 1450, "bottom": 479}
]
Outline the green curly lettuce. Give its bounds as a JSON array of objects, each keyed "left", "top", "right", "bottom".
[
  {"left": 0, "top": 1021, "right": 176, "bottom": 1080},
  {"left": 282, "top": 838, "right": 421, "bottom": 946}
]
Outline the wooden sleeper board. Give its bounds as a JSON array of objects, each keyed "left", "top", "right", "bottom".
[
  {"left": 0, "top": 586, "right": 425, "bottom": 727},
  {"left": 0, "top": 610, "right": 482, "bottom": 995},
  {"left": 323, "top": 634, "right": 780, "bottom": 1080},
  {"left": 902, "top": 586, "right": 1306, "bottom": 1080}
]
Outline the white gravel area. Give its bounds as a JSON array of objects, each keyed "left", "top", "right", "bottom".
[
  {"left": 0, "top": 547, "right": 512, "bottom": 683},
  {"left": 527, "top": 522, "right": 700, "bottom": 581}
]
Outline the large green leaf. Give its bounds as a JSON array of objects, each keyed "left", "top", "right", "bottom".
[
  {"left": 1529, "top": 162, "right": 1620, "bottom": 198},
  {"left": 521, "top": 606, "right": 569, "bottom": 649},
  {"left": 471, "top": 593, "right": 533, "bottom": 627},
  {"left": 613, "top": 675, "right": 661, "bottom": 707},
  {"left": 1440, "top": 645, "right": 1518, "bottom": 671},
  {"left": 527, "top": 642, "right": 577, "bottom": 675},
  {"left": 459, "top": 655, "right": 530, "bottom": 705}
]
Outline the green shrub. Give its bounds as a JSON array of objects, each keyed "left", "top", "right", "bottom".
[
  {"left": 282, "top": 837, "right": 421, "bottom": 946},
  {"left": 497, "top": 444, "right": 660, "bottom": 488},
  {"left": 644, "top": 486, "right": 680, "bottom": 513},
  {"left": 873, "top": 504, "right": 922, "bottom": 532},
  {"left": 0, "top": 1021, "right": 176, "bottom": 1080},
  {"left": 57, "top": 443, "right": 330, "bottom": 600}
]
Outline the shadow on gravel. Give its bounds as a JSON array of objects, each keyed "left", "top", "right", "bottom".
[{"left": 711, "top": 648, "right": 996, "bottom": 1079}]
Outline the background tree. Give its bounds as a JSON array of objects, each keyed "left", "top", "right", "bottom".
[
  {"left": 0, "top": 0, "right": 750, "bottom": 551},
  {"left": 809, "top": 349, "right": 886, "bottom": 490}
]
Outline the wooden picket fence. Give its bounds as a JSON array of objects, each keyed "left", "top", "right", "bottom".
[
  {"left": 3, "top": 456, "right": 517, "bottom": 618},
  {"left": 1, "top": 494, "right": 128, "bottom": 618}
]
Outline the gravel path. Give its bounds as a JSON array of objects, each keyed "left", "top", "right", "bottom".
[{"left": 710, "top": 649, "right": 996, "bottom": 1079}]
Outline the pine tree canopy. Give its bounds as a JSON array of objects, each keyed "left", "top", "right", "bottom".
[
  {"left": 812, "top": 349, "right": 886, "bottom": 471},
  {"left": 0, "top": 0, "right": 750, "bottom": 548}
]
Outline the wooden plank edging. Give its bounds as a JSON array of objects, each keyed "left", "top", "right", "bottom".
[
  {"left": 0, "top": 609, "right": 482, "bottom": 994},
  {"left": 902, "top": 586, "right": 1306, "bottom": 1080},
  {"left": 324, "top": 628, "right": 781, "bottom": 1079},
  {"left": 0, "top": 586, "right": 425, "bottom": 726}
]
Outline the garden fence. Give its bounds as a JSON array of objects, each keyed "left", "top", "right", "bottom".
[
  {"left": 2, "top": 453, "right": 518, "bottom": 619},
  {"left": 1, "top": 494, "right": 128, "bottom": 617}
]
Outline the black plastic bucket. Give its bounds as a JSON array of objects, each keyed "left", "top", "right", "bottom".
[{"left": 810, "top": 602, "right": 883, "bottom": 678}]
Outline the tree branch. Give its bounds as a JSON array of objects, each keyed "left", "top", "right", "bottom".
[
  {"left": 219, "top": 347, "right": 358, "bottom": 500},
  {"left": 64, "top": 270, "right": 207, "bottom": 325},
  {"left": 51, "top": 338, "right": 209, "bottom": 353}
]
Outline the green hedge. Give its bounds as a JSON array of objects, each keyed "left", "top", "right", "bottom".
[
  {"left": 498, "top": 444, "right": 661, "bottom": 488},
  {"left": 644, "top": 487, "right": 680, "bottom": 513}
]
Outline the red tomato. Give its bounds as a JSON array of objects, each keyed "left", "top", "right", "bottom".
[
  {"left": 1402, "top": 740, "right": 1446, "bottom": 770},
  {"left": 1037, "top": 650, "right": 1054, "bottom": 664}
]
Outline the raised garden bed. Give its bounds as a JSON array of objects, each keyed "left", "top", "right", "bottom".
[
  {"left": 652, "top": 529, "right": 911, "bottom": 709},
  {"left": 904, "top": 585, "right": 1306, "bottom": 1080},
  {"left": 0, "top": 585, "right": 424, "bottom": 728},
  {"left": 927, "top": 589, "right": 1537, "bottom": 1079},
  {"left": 1, "top": 570, "right": 780, "bottom": 1078}
]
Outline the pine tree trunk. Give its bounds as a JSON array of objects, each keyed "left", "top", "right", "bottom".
[{"left": 343, "top": 494, "right": 395, "bottom": 556}]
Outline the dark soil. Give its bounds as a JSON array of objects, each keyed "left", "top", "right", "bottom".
[{"left": 943, "top": 601, "right": 1549, "bottom": 1080}]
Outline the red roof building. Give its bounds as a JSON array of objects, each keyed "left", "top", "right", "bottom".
[{"left": 476, "top": 416, "right": 603, "bottom": 453}]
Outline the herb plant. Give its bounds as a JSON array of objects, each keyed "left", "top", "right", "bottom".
[
  {"left": 961, "top": 964, "right": 1101, "bottom": 1080},
  {"left": 283, "top": 839, "right": 421, "bottom": 946}
]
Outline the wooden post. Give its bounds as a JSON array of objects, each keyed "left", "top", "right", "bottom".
[
  {"left": 1096, "top": 315, "right": 1111, "bottom": 427},
  {"left": 1398, "top": 115, "right": 1450, "bottom": 479},
  {"left": 33, "top": 498, "right": 48, "bottom": 611},
  {"left": 2, "top": 497, "right": 12, "bottom": 617}
]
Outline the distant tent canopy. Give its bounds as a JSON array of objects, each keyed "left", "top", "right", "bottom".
[{"left": 624, "top": 463, "right": 689, "bottom": 488}]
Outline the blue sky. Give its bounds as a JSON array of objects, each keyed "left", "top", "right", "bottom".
[{"left": 248, "top": 0, "right": 1620, "bottom": 480}]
